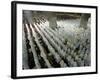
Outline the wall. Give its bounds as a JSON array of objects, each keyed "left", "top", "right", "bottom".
[{"left": 0, "top": 0, "right": 99, "bottom": 80}]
